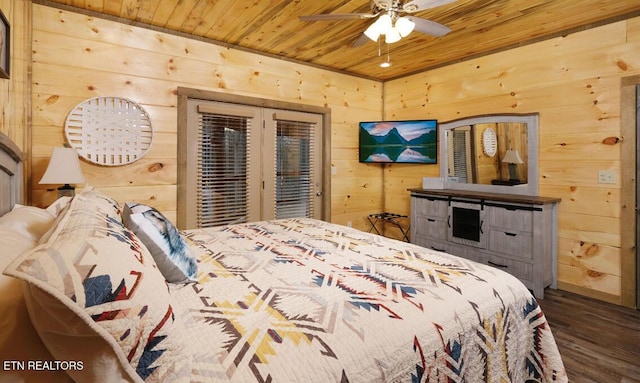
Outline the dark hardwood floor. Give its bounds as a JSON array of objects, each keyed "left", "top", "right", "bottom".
[{"left": 538, "top": 289, "right": 640, "bottom": 383}]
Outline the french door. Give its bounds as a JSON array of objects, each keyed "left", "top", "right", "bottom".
[
  {"left": 263, "top": 109, "right": 323, "bottom": 221},
  {"left": 180, "top": 99, "right": 323, "bottom": 229}
]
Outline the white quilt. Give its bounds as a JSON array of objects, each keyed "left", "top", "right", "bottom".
[{"left": 170, "top": 218, "right": 567, "bottom": 382}]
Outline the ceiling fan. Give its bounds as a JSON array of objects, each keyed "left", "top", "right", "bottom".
[{"left": 299, "top": 0, "right": 456, "bottom": 46}]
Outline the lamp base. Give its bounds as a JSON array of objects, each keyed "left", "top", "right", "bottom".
[
  {"left": 57, "top": 184, "right": 76, "bottom": 198},
  {"left": 507, "top": 163, "right": 519, "bottom": 183}
]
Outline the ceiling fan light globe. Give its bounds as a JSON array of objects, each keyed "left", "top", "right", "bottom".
[
  {"left": 385, "top": 27, "right": 401, "bottom": 43},
  {"left": 396, "top": 17, "right": 416, "bottom": 37},
  {"left": 364, "top": 24, "right": 381, "bottom": 41},
  {"left": 376, "top": 14, "right": 393, "bottom": 34}
]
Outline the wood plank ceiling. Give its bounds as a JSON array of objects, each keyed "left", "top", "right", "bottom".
[{"left": 38, "top": 0, "right": 640, "bottom": 81}]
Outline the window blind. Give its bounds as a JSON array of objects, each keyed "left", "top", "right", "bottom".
[
  {"left": 452, "top": 129, "right": 469, "bottom": 183},
  {"left": 197, "top": 112, "right": 251, "bottom": 227},
  {"left": 274, "top": 119, "right": 315, "bottom": 219}
]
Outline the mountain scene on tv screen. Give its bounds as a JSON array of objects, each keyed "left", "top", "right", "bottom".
[{"left": 359, "top": 121, "right": 437, "bottom": 163}]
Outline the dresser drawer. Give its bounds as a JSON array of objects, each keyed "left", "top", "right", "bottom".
[
  {"left": 413, "top": 217, "right": 447, "bottom": 240},
  {"left": 414, "top": 236, "right": 467, "bottom": 258},
  {"left": 488, "top": 229, "right": 532, "bottom": 259},
  {"left": 487, "top": 205, "right": 533, "bottom": 232},
  {"left": 485, "top": 254, "right": 533, "bottom": 282},
  {"left": 463, "top": 248, "right": 487, "bottom": 264},
  {"left": 412, "top": 196, "right": 448, "bottom": 219}
]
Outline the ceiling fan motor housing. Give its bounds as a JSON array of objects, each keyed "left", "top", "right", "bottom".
[{"left": 373, "top": 0, "right": 419, "bottom": 14}]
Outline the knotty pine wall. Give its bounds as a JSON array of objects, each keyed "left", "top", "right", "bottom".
[
  {"left": 29, "top": 4, "right": 383, "bottom": 230},
  {"left": 383, "top": 18, "right": 640, "bottom": 304}
]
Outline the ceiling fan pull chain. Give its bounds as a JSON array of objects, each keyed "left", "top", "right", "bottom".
[{"left": 381, "top": 43, "right": 392, "bottom": 68}]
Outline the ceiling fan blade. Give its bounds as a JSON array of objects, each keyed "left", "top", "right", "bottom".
[
  {"left": 402, "top": 0, "right": 457, "bottom": 13},
  {"left": 405, "top": 16, "right": 451, "bottom": 37},
  {"left": 351, "top": 33, "right": 371, "bottom": 47},
  {"left": 299, "top": 13, "right": 376, "bottom": 21}
]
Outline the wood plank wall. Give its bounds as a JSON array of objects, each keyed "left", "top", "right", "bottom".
[
  {"left": 29, "top": 4, "right": 383, "bottom": 231},
  {"left": 383, "top": 18, "right": 640, "bottom": 304}
]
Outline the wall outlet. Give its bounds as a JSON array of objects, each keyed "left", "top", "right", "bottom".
[
  {"left": 597, "top": 169, "right": 616, "bottom": 184},
  {"left": 346, "top": 221, "right": 352, "bottom": 227}
]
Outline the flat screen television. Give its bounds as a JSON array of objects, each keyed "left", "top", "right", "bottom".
[{"left": 359, "top": 119, "right": 438, "bottom": 164}]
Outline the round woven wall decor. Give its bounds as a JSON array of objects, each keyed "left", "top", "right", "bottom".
[
  {"left": 64, "top": 96, "right": 153, "bottom": 166},
  {"left": 482, "top": 127, "right": 497, "bottom": 157}
]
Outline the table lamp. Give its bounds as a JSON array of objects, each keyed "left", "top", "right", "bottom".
[
  {"left": 502, "top": 149, "right": 524, "bottom": 182},
  {"left": 39, "top": 147, "right": 86, "bottom": 197}
]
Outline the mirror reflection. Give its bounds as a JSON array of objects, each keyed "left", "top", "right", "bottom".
[
  {"left": 447, "top": 122, "right": 528, "bottom": 185},
  {"left": 439, "top": 114, "right": 538, "bottom": 196}
]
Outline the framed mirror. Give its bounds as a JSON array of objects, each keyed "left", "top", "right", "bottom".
[{"left": 439, "top": 113, "right": 539, "bottom": 196}]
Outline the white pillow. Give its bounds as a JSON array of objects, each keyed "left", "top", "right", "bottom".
[{"left": 0, "top": 205, "right": 55, "bottom": 242}]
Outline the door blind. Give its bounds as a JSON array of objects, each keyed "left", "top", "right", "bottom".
[
  {"left": 452, "top": 129, "right": 470, "bottom": 183},
  {"left": 274, "top": 119, "right": 315, "bottom": 219},
  {"left": 197, "top": 113, "right": 250, "bottom": 227}
]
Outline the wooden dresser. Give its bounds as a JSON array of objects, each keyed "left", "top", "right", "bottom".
[{"left": 409, "top": 188, "right": 560, "bottom": 298}]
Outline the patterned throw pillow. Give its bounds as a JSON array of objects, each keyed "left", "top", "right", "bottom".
[
  {"left": 122, "top": 202, "right": 197, "bottom": 283},
  {"left": 3, "top": 188, "right": 190, "bottom": 383}
]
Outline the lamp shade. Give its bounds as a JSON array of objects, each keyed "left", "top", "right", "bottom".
[
  {"left": 502, "top": 149, "right": 524, "bottom": 164},
  {"left": 39, "top": 147, "right": 86, "bottom": 185}
]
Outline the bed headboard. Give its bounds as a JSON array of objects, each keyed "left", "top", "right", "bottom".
[{"left": 0, "top": 132, "right": 24, "bottom": 216}]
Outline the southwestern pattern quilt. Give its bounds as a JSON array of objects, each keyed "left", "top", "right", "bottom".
[{"left": 172, "top": 218, "right": 567, "bottom": 383}]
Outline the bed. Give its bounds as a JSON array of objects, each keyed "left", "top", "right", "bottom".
[{"left": 0, "top": 131, "right": 567, "bottom": 383}]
